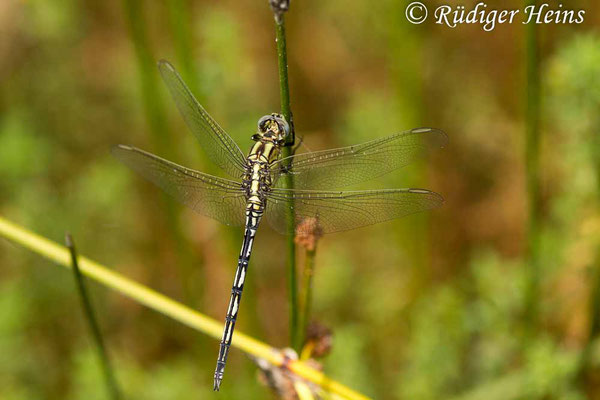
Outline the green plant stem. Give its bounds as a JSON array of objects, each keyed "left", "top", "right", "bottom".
[
  {"left": 299, "top": 248, "right": 317, "bottom": 347},
  {"left": 523, "top": 0, "right": 541, "bottom": 335},
  {"left": 0, "top": 216, "right": 371, "bottom": 400},
  {"left": 66, "top": 234, "right": 122, "bottom": 400},
  {"left": 273, "top": 9, "right": 299, "bottom": 351},
  {"left": 275, "top": 19, "right": 292, "bottom": 136}
]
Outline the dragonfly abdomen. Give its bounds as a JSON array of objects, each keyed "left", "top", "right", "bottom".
[{"left": 213, "top": 211, "right": 262, "bottom": 391}]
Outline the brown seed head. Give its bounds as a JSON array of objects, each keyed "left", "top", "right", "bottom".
[
  {"left": 304, "top": 322, "right": 333, "bottom": 359},
  {"left": 294, "top": 217, "right": 323, "bottom": 251}
]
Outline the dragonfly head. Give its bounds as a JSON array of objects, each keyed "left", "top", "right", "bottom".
[{"left": 254, "top": 113, "right": 290, "bottom": 145}]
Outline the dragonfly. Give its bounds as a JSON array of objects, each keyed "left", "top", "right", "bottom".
[{"left": 113, "top": 60, "right": 447, "bottom": 391}]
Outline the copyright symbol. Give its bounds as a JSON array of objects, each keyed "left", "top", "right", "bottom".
[{"left": 406, "top": 2, "right": 428, "bottom": 24}]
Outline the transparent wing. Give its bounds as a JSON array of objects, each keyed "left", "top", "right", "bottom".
[
  {"left": 265, "top": 187, "right": 443, "bottom": 234},
  {"left": 271, "top": 128, "right": 447, "bottom": 189},
  {"left": 112, "top": 145, "right": 246, "bottom": 227},
  {"left": 158, "top": 60, "right": 247, "bottom": 178}
]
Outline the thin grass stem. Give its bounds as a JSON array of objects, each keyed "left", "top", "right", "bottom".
[
  {"left": 270, "top": 0, "right": 300, "bottom": 351},
  {"left": 0, "top": 216, "right": 371, "bottom": 400},
  {"left": 299, "top": 248, "right": 316, "bottom": 348},
  {"left": 66, "top": 233, "right": 122, "bottom": 400}
]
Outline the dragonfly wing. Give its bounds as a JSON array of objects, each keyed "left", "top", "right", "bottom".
[
  {"left": 265, "top": 187, "right": 443, "bottom": 234},
  {"left": 113, "top": 145, "right": 246, "bottom": 227},
  {"left": 271, "top": 128, "right": 447, "bottom": 189},
  {"left": 158, "top": 60, "right": 247, "bottom": 178}
]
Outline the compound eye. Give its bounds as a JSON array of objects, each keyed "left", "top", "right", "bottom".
[
  {"left": 275, "top": 117, "right": 290, "bottom": 137},
  {"left": 257, "top": 115, "right": 271, "bottom": 132}
]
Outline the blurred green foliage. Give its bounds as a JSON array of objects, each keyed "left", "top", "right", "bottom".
[{"left": 1, "top": 0, "right": 600, "bottom": 399}]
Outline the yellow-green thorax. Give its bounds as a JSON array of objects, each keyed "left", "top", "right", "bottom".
[
  {"left": 245, "top": 140, "right": 281, "bottom": 212},
  {"left": 244, "top": 113, "right": 290, "bottom": 213}
]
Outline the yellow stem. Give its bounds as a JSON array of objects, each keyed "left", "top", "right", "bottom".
[{"left": 0, "top": 216, "right": 371, "bottom": 400}]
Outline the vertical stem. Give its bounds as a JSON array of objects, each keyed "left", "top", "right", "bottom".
[
  {"left": 299, "top": 248, "right": 317, "bottom": 347},
  {"left": 524, "top": 0, "right": 541, "bottom": 334},
  {"left": 66, "top": 234, "right": 122, "bottom": 400},
  {"left": 271, "top": 1, "right": 299, "bottom": 351},
  {"left": 275, "top": 20, "right": 292, "bottom": 139}
]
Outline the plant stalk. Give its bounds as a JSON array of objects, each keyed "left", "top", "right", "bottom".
[
  {"left": 299, "top": 248, "right": 316, "bottom": 348},
  {"left": 66, "top": 233, "right": 122, "bottom": 400},
  {"left": 271, "top": 1, "right": 300, "bottom": 351}
]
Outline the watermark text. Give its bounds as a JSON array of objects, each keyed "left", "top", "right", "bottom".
[{"left": 405, "top": 2, "right": 585, "bottom": 31}]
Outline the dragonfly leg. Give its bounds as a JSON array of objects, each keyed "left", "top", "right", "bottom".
[
  {"left": 283, "top": 111, "right": 296, "bottom": 149},
  {"left": 290, "top": 133, "right": 304, "bottom": 154}
]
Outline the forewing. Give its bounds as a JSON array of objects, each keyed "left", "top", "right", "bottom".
[
  {"left": 158, "top": 60, "right": 247, "bottom": 178},
  {"left": 112, "top": 145, "right": 246, "bottom": 227},
  {"left": 271, "top": 128, "right": 447, "bottom": 189},
  {"left": 265, "top": 188, "right": 443, "bottom": 234}
]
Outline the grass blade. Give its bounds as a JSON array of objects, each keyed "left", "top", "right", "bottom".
[
  {"left": 66, "top": 233, "right": 122, "bottom": 400},
  {"left": 299, "top": 248, "right": 317, "bottom": 347}
]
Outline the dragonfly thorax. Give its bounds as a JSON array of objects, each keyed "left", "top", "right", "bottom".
[{"left": 252, "top": 113, "right": 290, "bottom": 145}]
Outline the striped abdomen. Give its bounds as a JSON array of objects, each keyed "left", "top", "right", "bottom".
[{"left": 213, "top": 210, "right": 261, "bottom": 391}]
